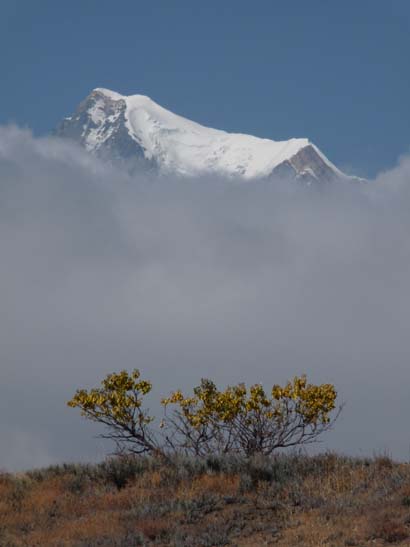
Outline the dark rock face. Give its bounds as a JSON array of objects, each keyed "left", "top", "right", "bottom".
[
  {"left": 54, "top": 90, "right": 155, "bottom": 172},
  {"left": 291, "top": 145, "right": 339, "bottom": 181},
  {"left": 268, "top": 145, "right": 339, "bottom": 184}
]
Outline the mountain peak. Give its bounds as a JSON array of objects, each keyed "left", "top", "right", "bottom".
[
  {"left": 92, "top": 88, "right": 156, "bottom": 106},
  {"left": 92, "top": 87, "right": 125, "bottom": 101},
  {"left": 55, "top": 88, "right": 355, "bottom": 183}
]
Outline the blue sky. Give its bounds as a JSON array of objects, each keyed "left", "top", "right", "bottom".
[{"left": 1, "top": 0, "right": 409, "bottom": 178}]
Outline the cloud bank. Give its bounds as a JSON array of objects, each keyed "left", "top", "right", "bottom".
[{"left": 1, "top": 125, "right": 410, "bottom": 469}]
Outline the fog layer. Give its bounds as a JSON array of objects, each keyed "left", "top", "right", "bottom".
[{"left": 1, "top": 126, "right": 410, "bottom": 469}]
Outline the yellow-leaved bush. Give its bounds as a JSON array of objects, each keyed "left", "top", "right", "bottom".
[
  {"left": 67, "top": 369, "right": 157, "bottom": 454},
  {"left": 161, "top": 375, "right": 338, "bottom": 456},
  {"left": 68, "top": 371, "right": 339, "bottom": 457}
]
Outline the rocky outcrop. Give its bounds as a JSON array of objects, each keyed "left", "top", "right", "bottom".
[
  {"left": 269, "top": 145, "right": 340, "bottom": 184},
  {"left": 55, "top": 90, "right": 154, "bottom": 171}
]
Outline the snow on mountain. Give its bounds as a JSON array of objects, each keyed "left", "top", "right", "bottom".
[{"left": 55, "top": 88, "right": 354, "bottom": 183}]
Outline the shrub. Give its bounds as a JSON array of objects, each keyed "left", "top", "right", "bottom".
[
  {"left": 162, "top": 375, "right": 339, "bottom": 456},
  {"left": 69, "top": 370, "right": 340, "bottom": 458},
  {"left": 68, "top": 369, "right": 158, "bottom": 455}
]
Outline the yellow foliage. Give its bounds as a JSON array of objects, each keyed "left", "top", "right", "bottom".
[
  {"left": 162, "top": 375, "right": 337, "bottom": 430},
  {"left": 67, "top": 369, "right": 153, "bottom": 425},
  {"left": 69, "top": 369, "right": 338, "bottom": 456}
]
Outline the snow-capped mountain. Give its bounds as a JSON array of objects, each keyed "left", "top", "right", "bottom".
[{"left": 55, "top": 88, "right": 353, "bottom": 183}]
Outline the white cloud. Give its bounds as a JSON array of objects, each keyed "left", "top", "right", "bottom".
[{"left": 1, "top": 125, "right": 410, "bottom": 469}]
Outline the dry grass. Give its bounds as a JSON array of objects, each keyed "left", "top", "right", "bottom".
[{"left": 1, "top": 453, "right": 410, "bottom": 546}]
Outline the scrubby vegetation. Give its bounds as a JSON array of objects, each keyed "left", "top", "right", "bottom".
[
  {"left": 67, "top": 370, "right": 339, "bottom": 457},
  {"left": 2, "top": 453, "right": 410, "bottom": 546},
  {"left": 9, "top": 371, "right": 401, "bottom": 545}
]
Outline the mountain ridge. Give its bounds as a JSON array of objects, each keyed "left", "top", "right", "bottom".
[{"left": 55, "top": 88, "right": 357, "bottom": 183}]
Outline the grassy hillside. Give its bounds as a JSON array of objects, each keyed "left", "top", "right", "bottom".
[{"left": 1, "top": 453, "right": 410, "bottom": 546}]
